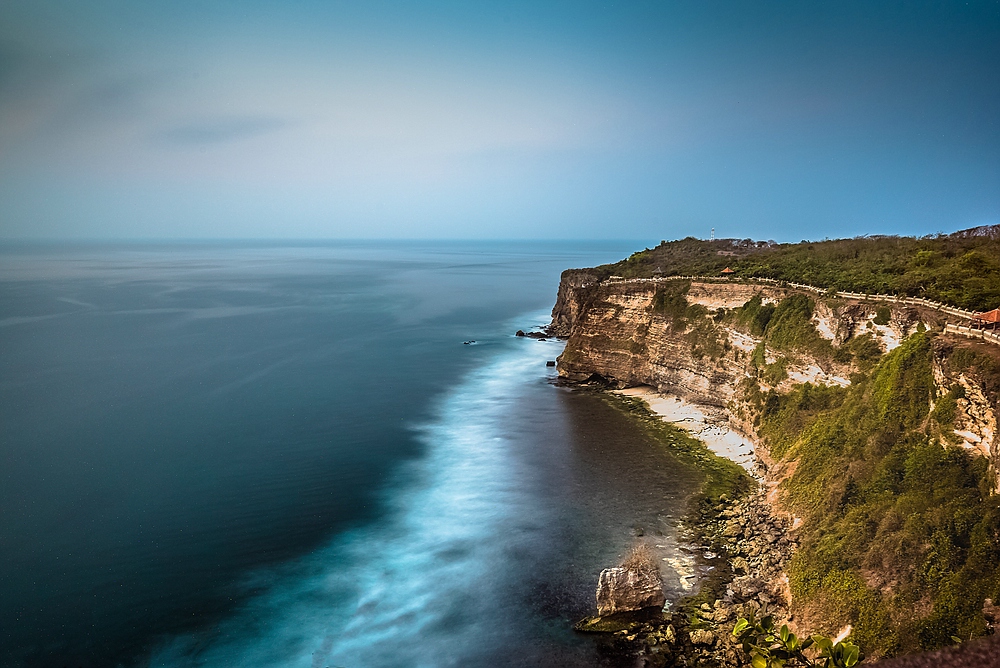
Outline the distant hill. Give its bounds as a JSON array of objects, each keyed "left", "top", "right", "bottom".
[
  {"left": 950, "top": 224, "right": 1000, "bottom": 240},
  {"left": 588, "top": 227, "right": 1000, "bottom": 312}
]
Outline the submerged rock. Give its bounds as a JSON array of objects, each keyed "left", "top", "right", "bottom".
[{"left": 596, "top": 565, "right": 666, "bottom": 616}]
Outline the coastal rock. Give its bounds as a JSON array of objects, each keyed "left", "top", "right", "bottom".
[
  {"left": 731, "top": 576, "right": 765, "bottom": 599},
  {"left": 596, "top": 566, "right": 666, "bottom": 616},
  {"left": 689, "top": 629, "right": 716, "bottom": 646}
]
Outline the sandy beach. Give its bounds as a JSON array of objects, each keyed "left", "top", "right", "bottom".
[{"left": 614, "top": 387, "right": 756, "bottom": 472}]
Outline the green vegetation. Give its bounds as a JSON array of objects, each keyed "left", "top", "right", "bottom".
[
  {"left": 762, "top": 295, "right": 834, "bottom": 360},
  {"left": 833, "top": 334, "right": 883, "bottom": 371},
  {"left": 930, "top": 385, "right": 965, "bottom": 428},
  {"left": 733, "top": 613, "right": 863, "bottom": 667},
  {"left": 736, "top": 294, "right": 777, "bottom": 337},
  {"left": 732, "top": 293, "right": 836, "bottom": 372},
  {"left": 758, "top": 382, "right": 847, "bottom": 459},
  {"left": 651, "top": 280, "right": 693, "bottom": 326},
  {"left": 650, "top": 280, "right": 728, "bottom": 361},
  {"left": 755, "top": 332, "right": 1000, "bottom": 656},
  {"left": 944, "top": 343, "right": 1000, "bottom": 398},
  {"left": 591, "top": 231, "right": 1000, "bottom": 311},
  {"left": 873, "top": 306, "right": 892, "bottom": 326}
]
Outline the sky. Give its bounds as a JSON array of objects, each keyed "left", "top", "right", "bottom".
[{"left": 0, "top": 1, "right": 997, "bottom": 241}]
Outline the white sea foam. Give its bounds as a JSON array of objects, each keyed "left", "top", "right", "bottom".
[{"left": 147, "top": 314, "right": 563, "bottom": 668}]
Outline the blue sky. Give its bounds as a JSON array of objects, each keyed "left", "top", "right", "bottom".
[{"left": 0, "top": 1, "right": 997, "bottom": 240}]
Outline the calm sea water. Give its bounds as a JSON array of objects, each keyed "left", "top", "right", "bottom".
[{"left": 0, "top": 241, "right": 701, "bottom": 667}]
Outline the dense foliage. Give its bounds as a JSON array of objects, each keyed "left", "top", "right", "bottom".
[
  {"left": 751, "top": 333, "right": 1000, "bottom": 656},
  {"left": 738, "top": 294, "right": 834, "bottom": 361},
  {"left": 733, "top": 613, "right": 863, "bottom": 668},
  {"left": 593, "top": 229, "right": 1000, "bottom": 311}
]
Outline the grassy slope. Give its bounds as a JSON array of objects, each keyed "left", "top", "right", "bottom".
[
  {"left": 747, "top": 329, "right": 1000, "bottom": 656},
  {"left": 592, "top": 233, "right": 1000, "bottom": 312},
  {"left": 723, "top": 283, "right": 1000, "bottom": 656}
]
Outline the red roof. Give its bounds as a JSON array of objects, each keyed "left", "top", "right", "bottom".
[
  {"left": 974, "top": 308, "right": 1000, "bottom": 323},
  {"left": 720, "top": 267, "right": 735, "bottom": 274}
]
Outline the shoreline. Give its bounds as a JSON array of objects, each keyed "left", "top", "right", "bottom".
[
  {"left": 579, "top": 387, "right": 796, "bottom": 668},
  {"left": 613, "top": 387, "right": 756, "bottom": 473}
]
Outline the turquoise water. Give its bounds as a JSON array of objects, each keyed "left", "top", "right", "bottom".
[{"left": 0, "top": 241, "right": 697, "bottom": 667}]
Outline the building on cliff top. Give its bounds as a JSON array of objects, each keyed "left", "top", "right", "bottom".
[{"left": 973, "top": 308, "right": 1000, "bottom": 330}]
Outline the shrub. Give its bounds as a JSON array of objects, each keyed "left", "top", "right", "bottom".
[{"left": 592, "top": 233, "right": 1000, "bottom": 311}]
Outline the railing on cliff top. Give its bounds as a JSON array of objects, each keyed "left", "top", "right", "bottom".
[
  {"left": 945, "top": 323, "right": 1000, "bottom": 345},
  {"left": 598, "top": 275, "right": 991, "bottom": 341}
]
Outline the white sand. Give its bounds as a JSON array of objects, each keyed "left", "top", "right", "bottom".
[{"left": 616, "top": 386, "right": 756, "bottom": 471}]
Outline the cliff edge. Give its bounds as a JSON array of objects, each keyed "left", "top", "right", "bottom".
[{"left": 551, "top": 259, "right": 1000, "bottom": 660}]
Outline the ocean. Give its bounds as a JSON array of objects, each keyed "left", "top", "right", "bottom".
[{"left": 0, "top": 241, "right": 700, "bottom": 667}]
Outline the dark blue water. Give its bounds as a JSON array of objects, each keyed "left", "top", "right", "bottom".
[{"left": 0, "top": 241, "right": 701, "bottom": 667}]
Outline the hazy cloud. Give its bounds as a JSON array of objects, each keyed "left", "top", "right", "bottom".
[
  {"left": 0, "top": 1, "right": 996, "bottom": 240},
  {"left": 155, "top": 116, "right": 290, "bottom": 146}
]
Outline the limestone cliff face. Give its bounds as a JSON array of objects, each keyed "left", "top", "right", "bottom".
[
  {"left": 548, "top": 269, "right": 601, "bottom": 337},
  {"left": 553, "top": 273, "right": 1000, "bottom": 656},
  {"left": 554, "top": 276, "right": 940, "bottom": 388},
  {"left": 932, "top": 342, "right": 1000, "bottom": 489},
  {"left": 550, "top": 274, "right": 993, "bottom": 448},
  {"left": 554, "top": 278, "right": 840, "bottom": 405}
]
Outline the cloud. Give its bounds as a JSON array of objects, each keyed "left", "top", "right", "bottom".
[{"left": 155, "top": 116, "right": 290, "bottom": 146}]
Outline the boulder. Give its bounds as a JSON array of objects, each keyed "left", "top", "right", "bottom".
[
  {"left": 689, "top": 629, "right": 716, "bottom": 646},
  {"left": 596, "top": 566, "right": 666, "bottom": 616},
  {"left": 731, "top": 556, "right": 749, "bottom": 574},
  {"left": 731, "top": 575, "right": 765, "bottom": 599}
]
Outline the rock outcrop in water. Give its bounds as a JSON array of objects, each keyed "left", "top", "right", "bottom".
[{"left": 596, "top": 565, "right": 666, "bottom": 616}]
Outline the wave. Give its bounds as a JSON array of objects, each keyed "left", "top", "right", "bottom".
[{"left": 146, "top": 314, "right": 564, "bottom": 668}]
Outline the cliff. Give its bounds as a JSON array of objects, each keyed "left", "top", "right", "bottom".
[
  {"left": 553, "top": 276, "right": 929, "bottom": 404},
  {"left": 551, "top": 271, "right": 1000, "bottom": 659}
]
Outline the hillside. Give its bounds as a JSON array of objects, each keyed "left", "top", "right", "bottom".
[{"left": 551, "top": 230, "right": 1000, "bottom": 664}]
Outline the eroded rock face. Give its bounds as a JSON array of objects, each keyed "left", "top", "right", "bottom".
[
  {"left": 596, "top": 566, "right": 666, "bottom": 616},
  {"left": 551, "top": 277, "right": 940, "bottom": 407},
  {"left": 551, "top": 279, "right": 846, "bottom": 405}
]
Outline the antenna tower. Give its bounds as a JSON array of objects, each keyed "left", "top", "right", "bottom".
[{"left": 710, "top": 227, "right": 715, "bottom": 242}]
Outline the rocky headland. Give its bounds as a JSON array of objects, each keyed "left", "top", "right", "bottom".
[{"left": 551, "top": 251, "right": 1000, "bottom": 665}]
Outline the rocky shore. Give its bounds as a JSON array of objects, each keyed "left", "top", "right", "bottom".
[
  {"left": 675, "top": 488, "right": 798, "bottom": 667},
  {"left": 578, "top": 480, "right": 797, "bottom": 667}
]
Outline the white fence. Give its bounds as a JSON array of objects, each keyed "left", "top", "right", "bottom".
[
  {"left": 600, "top": 274, "right": 1000, "bottom": 347},
  {"left": 601, "top": 275, "right": 979, "bottom": 322},
  {"left": 945, "top": 323, "right": 1000, "bottom": 345}
]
